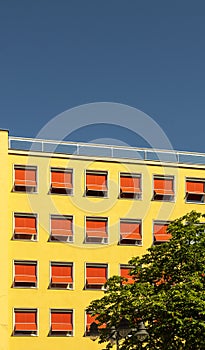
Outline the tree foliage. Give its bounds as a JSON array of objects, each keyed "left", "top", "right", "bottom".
[{"left": 87, "top": 211, "right": 205, "bottom": 350}]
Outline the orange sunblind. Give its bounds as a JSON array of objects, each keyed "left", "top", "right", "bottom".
[
  {"left": 120, "top": 176, "right": 141, "bottom": 193},
  {"left": 51, "top": 171, "right": 72, "bottom": 189},
  {"left": 86, "top": 220, "right": 107, "bottom": 238},
  {"left": 51, "top": 217, "right": 72, "bottom": 236},
  {"left": 154, "top": 223, "right": 172, "bottom": 242},
  {"left": 15, "top": 264, "right": 36, "bottom": 282},
  {"left": 86, "top": 266, "right": 107, "bottom": 285},
  {"left": 15, "top": 311, "right": 37, "bottom": 331},
  {"left": 154, "top": 178, "right": 174, "bottom": 195},
  {"left": 120, "top": 267, "right": 134, "bottom": 284},
  {"left": 15, "top": 168, "right": 36, "bottom": 187},
  {"left": 86, "top": 313, "right": 97, "bottom": 331},
  {"left": 15, "top": 216, "right": 37, "bottom": 235},
  {"left": 86, "top": 313, "right": 105, "bottom": 331},
  {"left": 86, "top": 173, "right": 107, "bottom": 191},
  {"left": 186, "top": 181, "right": 204, "bottom": 194},
  {"left": 51, "top": 312, "right": 72, "bottom": 331},
  {"left": 51, "top": 265, "right": 73, "bottom": 284},
  {"left": 120, "top": 221, "right": 141, "bottom": 240}
]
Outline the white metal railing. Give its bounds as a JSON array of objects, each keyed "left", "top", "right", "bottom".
[{"left": 8, "top": 136, "right": 205, "bottom": 165}]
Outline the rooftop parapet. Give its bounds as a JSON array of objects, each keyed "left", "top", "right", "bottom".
[{"left": 8, "top": 136, "right": 205, "bottom": 165}]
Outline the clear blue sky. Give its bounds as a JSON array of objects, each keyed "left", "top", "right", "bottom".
[{"left": 0, "top": 1, "right": 205, "bottom": 152}]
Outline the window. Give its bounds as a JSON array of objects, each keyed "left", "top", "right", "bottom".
[
  {"left": 86, "top": 217, "right": 108, "bottom": 244},
  {"left": 85, "top": 313, "right": 98, "bottom": 336},
  {"left": 186, "top": 178, "right": 205, "bottom": 203},
  {"left": 120, "top": 265, "right": 135, "bottom": 284},
  {"left": 50, "top": 215, "right": 73, "bottom": 242},
  {"left": 153, "top": 176, "right": 174, "bottom": 201},
  {"left": 14, "top": 213, "right": 37, "bottom": 240},
  {"left": 14, "top": 309, "right": 37, "bottom": 336},
  {"left": 14, "top": 166, "right": 37, "bottom": 192},
  {"left": 50, "top": 262, "right": 73, "bottom": 289},
  {"left": 85, "top": 263, "right": 107, "bottom": 290},
  {"left": 85, "top": 312, "right": 105, "bottom": 336},
  {"left": 13, "top": 261, "right": 37, "bottom": 288},
  {"left": 86, "top": 171, "right": 107, "bottom": 197},
  {"left": 50, "top": 309, "right": 73, "bottom": 336},
  {"left": 120, "top": 173, "right": 141, "bottom": 199},
  {"left": 50, "top": 168, "right": 73, "bottom": 195},
  {"left": 120, "top": 219, "right": 142, "bottom": 245},
  {"left": 153, "top": 221, "right": 171, "bottom": 244}
]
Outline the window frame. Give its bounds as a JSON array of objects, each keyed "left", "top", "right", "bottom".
[
  {"left": 13, "top": 260, "right": 38, "bottom": 289},
  {"left": 153, "top": 220, "right": 171, "bottom": 245},
  {"left": 152, "top": 175, "right": 175, "bottom": 202},
  {"left": 119, "top": 172, "right": 142, "bottom": 200},
  {"left": 119, "top": 218, "right": 142, "bottom": 246},
  {"left": 13, "top": 212, "right": 38, "bottom": 241},
  {"left": 85, "top": 263, "right": 108, "bottom": 290},
  {"left": 119, "top": 264, "right": 135, "bottom": 284},
  {"left": 49, "top": 214, "right": 74, "bottom": 243},
  {"left": 85, "top": 170, "right": 108, "bottom": 198},
  {"left": 85, "top": 311, "right": 96, "bottom": 336},
  {"left": 84, "top": 311, "right": 105, "bottom": 336},
  {"left": 50, "top": 167, "right": 74, "bottom": 196},
  {"left": 13, "top": 308, "right": 38, "bottom": 336},
  {"left": 185, "top": 177, "right": 205, "bottom": 204},
  {"left": 49, "top": 308, "right": 74, "bottom": 337},
  {"left": 85, "top": 216, "right": 108, "bottom": 244},
  {"left": 49, "top": 261, "right": 74, "bottom": 290},
  {"left": 13, "top": 165, "right": 38, "bottom": 193}
]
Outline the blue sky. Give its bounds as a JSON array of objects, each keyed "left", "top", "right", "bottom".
[{"left": 0, "top": 1, "right": 205, "bottom": 152}]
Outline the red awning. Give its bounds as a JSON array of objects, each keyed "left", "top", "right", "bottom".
[
  {"left": 52, "top": 182, "right": 72, "bottom": 189},
  {"left": 51, "top": 217, "right": 72, "bottom": 236},
  {"left": 51, "top": 276, "right": 72, "bottom": 284},
  {"left": 15, "top": 264, "right": 37, "bottom": 282},
  {"left": 51, "top": 323, "right": 72, "bottom": 331},
  {"left": 120, "top": 186, "right": 141, "bottom": 193},
  {"left": 15, "top": 310, "right": 37, "bottom": 331},
  {"left": 15, "top": 216, "right": 37, "bottom": 235},
  {"left": 120, "top": 222, "right": 141, "bottom": 240},
  {"left": 51, "top": 312, "right": 72, "bottom": 331},
  {"left": 86, "top": 173, "right": 107, "bottom": 191},
  {"left": 51, "top": 171, "right": 72, "bottom": 188},
  {"left": 120, "top": 176, "right": 141, "bottom": 193},
  {"left": 87, "top": 184, "right": 107, "bottom": 191},
  {"left": 154, "top": 233, "right": 172, "bottom": 242},
  {"left": 186, "top": 181, "right": 204, "bottom": 194},
  {"left": 86, "top": 231, "right": 107, "bottom": 238},
  {"left": 15, "top": 169, "right": 36, "bottom": 187},
  {"left": 154, "top": 189, "right": 174, "bottom": 195},
  {"left": 86, "top": 313, "right": 106, "bottom": 331},
  {"left": 154, "top": 223, "right": 171, "bottom": 242},
  {"left": 14, "top": 228, "right": 37, "bottom": 235},
  {"left": 86, "top": 220, "right": 107, "bottom": 238},
  {"left": 86, "top": 277, "right": 106, "bottom": 285},
  {"left": 51, "top": 265, "right": 72, "bottom": 283},
  {"left": 51, "top": 229, "right": 72, "bottom": 236},
  {"left": 86, "top": 265, "right": 107, "bottom": 285},
  {"left": 121, "top": 232, "right": 141, "bottom": 240},
  {"left": 154, "top": 178, "right": 174, "bottom": 195},
  {"left": 15, "top": 323, "right": 37, "bottom": 331},
  {"left": 15, "top": 275, "right": 36, "bottom": 283},
  {"left": 120, "top": 268, "right": 134, "bottom": 284}
]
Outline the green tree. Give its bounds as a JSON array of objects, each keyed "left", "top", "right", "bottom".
[{"left": 88, "top": 211, "right": 205, "bottom": 350}]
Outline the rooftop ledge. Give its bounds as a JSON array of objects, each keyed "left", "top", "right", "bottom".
[{"left": 8, "top": 136, "right": 205, "bottom": 166}]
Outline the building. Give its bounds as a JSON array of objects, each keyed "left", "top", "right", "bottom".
[{"left": 1, "top": 129, "right": 205, "bottom": 350}]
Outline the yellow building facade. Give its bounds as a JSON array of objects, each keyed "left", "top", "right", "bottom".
[{"left": 1, "top": 129, "right": 205, "bottom": 349}]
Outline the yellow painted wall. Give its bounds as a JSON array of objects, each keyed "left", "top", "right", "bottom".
[{"left": 0, "top": 130, "right": 204, "bottom": 349}]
